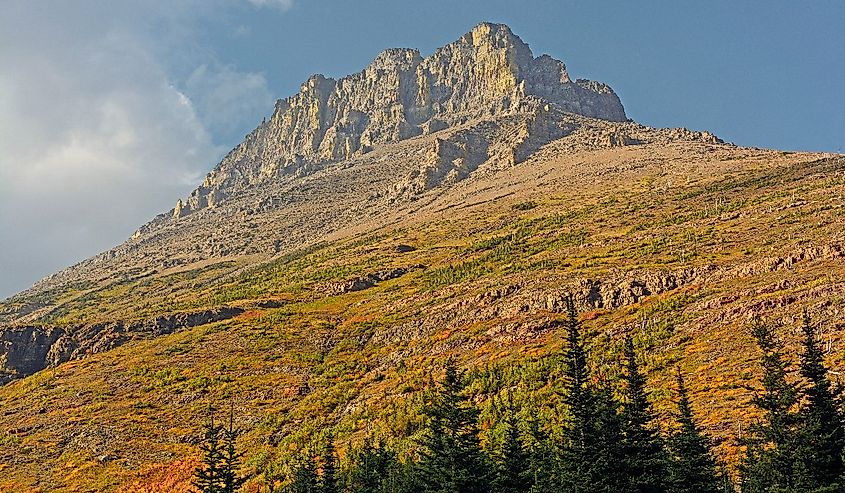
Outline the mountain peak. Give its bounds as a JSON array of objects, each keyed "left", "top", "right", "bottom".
[
  {"left": 370, "top": 47, "right": 422, "bottom": 69},
  {"left": 170, "top": 23, "right": 627, "bottom": 218},
  {"left": 464, "top": 22, "right": 523, "bottom": 48}
]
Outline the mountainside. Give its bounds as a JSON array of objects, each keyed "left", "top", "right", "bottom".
[{"left": 0, "top": 23, "right": 843, "bottom": 492}]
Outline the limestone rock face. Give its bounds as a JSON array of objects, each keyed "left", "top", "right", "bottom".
[{"left": 176, "top": 22, "right": 626, "bottom": 217}]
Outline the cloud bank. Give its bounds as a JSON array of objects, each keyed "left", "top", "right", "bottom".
[{"left": 0, "top": 2, "right": 275, "bottom": 299}]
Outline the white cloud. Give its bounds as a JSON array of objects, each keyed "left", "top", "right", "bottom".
[
  {"left": 247, "top": 0, "right": 295, "bottom": 10},
  {"left": 185, "top": 64, "right": 273, "bottom": 139},
  {"left": 0, "top": 2, "right": 276, "bottom": 299}
]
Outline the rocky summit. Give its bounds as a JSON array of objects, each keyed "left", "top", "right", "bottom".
[
  {"left": 180, "top": 22, "right": 625, "bottom": 218},
  {"left": 0, "top": 22, "right": 843, "bottom": 492}
]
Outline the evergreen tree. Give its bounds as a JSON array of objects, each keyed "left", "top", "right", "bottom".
[
  {"left": 589, "top": 383, "right": 627, "bottom": 492},
  {"left": 619, "top": 334, "right": 668, "bottom": 493},
  {"left": 559, "top": 295, "right": 594, "bottom": 491},
  {"left": 561, "top": 296, "right": 590, "bottom": 449},
  {"left": 320, "top": 437, "right": 339, "bottom": 493},
  {"left": 793, "top": 313, "right": 844, "bottom": 491},
  {"left": 343, "top": 439, "right": 401, "bottom": 493},
  {"left": 195, "top": 412, "right": 224, "bottom": 493},
  {"left": 558, "top": 296, "right": 625, "bottom": 492},
  {"left": 381, "top": 455, "right": 419, "bottom": 493},
  {"left": 287, "top": 451, "right": 320, "bottom": 493},
  {"left": 524, "top": 417, "right": 556, "bottom": 493},
  {"left": 740, "top": 322, "right": 800, "bottom": 492},
  {"left": 221, "top": 407, "right": 244, "bottom": 493},
  {"left": 493, "top": 411, "right": 531, "bottom": 493},
  {"left": 416, "top": 359, "right": 492, "bottom": 493},
  {"left": 667, "top": 368, "right": 720, "bottom": 493}
]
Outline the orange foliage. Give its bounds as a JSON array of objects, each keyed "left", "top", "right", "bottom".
[
  {"left": 116, "top": 458, "right": 200, "bottom": 493},
  {"left": 581, "top": 309, "right": 608, "bottom": 321},
  {"left": 238, "top": 310, "right": 264, "bottom": 320}
]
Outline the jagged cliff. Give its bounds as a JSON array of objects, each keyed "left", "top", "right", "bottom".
[{"left": 175, "top": 22, "right": 626, "bottom": 217}]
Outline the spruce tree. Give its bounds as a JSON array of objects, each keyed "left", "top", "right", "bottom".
[
  {"left": 221, "top": 407, "right": 244, "bottom": 493},
  {"left": 590, "top": 383, "right": 627, "bottom": 492},
  {"left": 524, "top": 417, "right": 556, "bottom": 493},
  {"left": 416, "top": 359, "right": 492, "bottom": 493},
  {"left": 740, "top": 322, "right": 799, "bottom": 492},
  {"left": 287, "top": 451, "right": 320, "bottom": 493},
  {"left": 619, "top": 334, "right": 668, "bottom": 493},
  {"left": 794, "top": 313, "right": 844, "bottom": 491},
  {"left": 320, "top": 437, "right": 339, "bottom": 493},
  {"left": 382, "top": 455, "right": 419, "bottom": 493},
  {"left": 494, "top": 411, "right": 531, "bottom": 493},
  {"left": 559, "top": 295, "right": 594, "bottom": 491},
  {"left": 558, "top": 296, "right": 625, "bottom": 492},
  {"left": 667, "top": 368, "right": 720, "bottom": 493},
  {"left": 195, "top": 412, "right": 224, "bottom": 493},
  {"left": 344, "top": 439, "right": 401, "bottom": 493}
]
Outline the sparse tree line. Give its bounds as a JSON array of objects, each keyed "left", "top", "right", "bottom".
[{"left": 195, "top": 298, "right": 845, "bottom": 493}]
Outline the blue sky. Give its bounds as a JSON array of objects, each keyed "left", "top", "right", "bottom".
[
  {"left": 1, "top": 0, "right": 843, "bottom": 299},
  {"left": 211, "top": 0, "right": 844, "bottom": 152}
]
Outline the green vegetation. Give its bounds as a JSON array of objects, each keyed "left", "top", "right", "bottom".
[
  {"left": 2, "top": 153, "right": 844, "bottom": 492},
  {"left": 667, "top": 369, "right": 723, "bottom": 493},
  {"left": 740, "top": 317, "right": 845, "bottom": 492},
  {"left": 191, "top": 310, "right": 845, "bottom": 493}
]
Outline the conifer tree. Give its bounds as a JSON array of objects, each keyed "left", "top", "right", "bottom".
[
  {"left": 320, "top": 437, "right": 339, "bottom": 493},
  {"left": 344, "top": 439, "right": 401, "bottom": 493},
  {"left": 195, "top": 412, "right": 224, "bottom": 493},
  {"left": 287, "top": 451, "right": 320, "bottom": 493},
  {"left": 667, "top": 368, "right": 720, "bottom": 493},
  {"left": 793, "top": 313, "right": 844, "bottom": 491},
  {"left": 620, "top": 334, "right": 668, "bottom": 493},
  {"left": 494, "top": 411, "right": 531, "bottom": 493},
  {"left": 740, "top": 322, "right": 800, "bottom": 492},
  {"left": 589, "top": 383, "right": 627, "bottom": 492},
  {"left": 416, "top": 359, "right": 492, "bottom": 493},
  {"left": 559, "top": 295, "right": 594, "bottom": 490},
  {"left": 524, "top": 417, "right": 556, "bottom": 493},
  {"left": 382, "top": 455, "right": 419, "bottom": 493},
  {"left": 558, "top": 295, "right": 625, "bottom": 492},
  {"left": 221, "top": 406, "right": 244, "bottom": 493}
]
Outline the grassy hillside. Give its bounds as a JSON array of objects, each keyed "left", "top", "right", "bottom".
[{"left": 1, "top": 142, "right": 843, "bottom": 491}]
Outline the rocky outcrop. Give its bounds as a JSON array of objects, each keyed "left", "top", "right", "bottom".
[
  {"left": 173, "top": 22, "right": 626, "bottom": 217},
  {"left": 0, "top": 307, "right": 244, "bottom": 384},
  {"left": 0, "top": 326, "right": 66, "bottom": 383},
  {"left": 369, "top": 238, "right": 845, "bottom": 346},
  {"left": 322, "top": 265, "right": 423, "bottom": 296},
  {"left": 393, "top": 244, "right": 417, "bottom": 254},
  {"left": 386, "top": 100, "right": 574, "bottom": 200}
]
